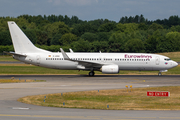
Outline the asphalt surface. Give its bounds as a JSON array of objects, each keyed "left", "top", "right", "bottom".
[{"left": 0, "top": 75, "right": 180, "bottom": 120}]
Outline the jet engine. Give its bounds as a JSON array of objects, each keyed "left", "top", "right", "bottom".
[{"left": 101, "top": 65, "right": 119, "bottom": 74}]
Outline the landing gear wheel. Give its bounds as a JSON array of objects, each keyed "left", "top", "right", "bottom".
[
  {"left": 158, "top": 72, "right": 162, "bottom": 76},
  {"left": 89, "top": 71, "right": 95, "bottom": 76}
]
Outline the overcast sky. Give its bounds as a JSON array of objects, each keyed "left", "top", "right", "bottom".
[{"left": 0, "top": 0, "right": 180, "bottom": 22}]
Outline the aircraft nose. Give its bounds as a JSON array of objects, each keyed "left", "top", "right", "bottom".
[{"left": 173, "top": 61, "right": 178, "bottom": 67}]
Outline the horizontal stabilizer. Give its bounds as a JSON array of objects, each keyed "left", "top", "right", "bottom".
[{"left": 3, "top": 51, "right": 27, "bottom": 57}]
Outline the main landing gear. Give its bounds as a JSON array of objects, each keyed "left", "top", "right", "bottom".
[
  {"left": 158, "top": 72, "right": 162, "bottom": 76},
  {"left": 89, "top": 71, "right": 95, "bottom": 76}
]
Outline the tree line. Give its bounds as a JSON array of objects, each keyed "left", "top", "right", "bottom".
[{"left": 0, "top": 14, "right": 180, "bottom": 53}]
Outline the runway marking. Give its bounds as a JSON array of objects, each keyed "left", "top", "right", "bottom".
[
  {"left": 127, "top": 80, "right": 146, "bottom": 84},
  {"left": 59, "top": 85, "right": 71, "bottom": 86},
  {"left": 12, "top": 107, "right": 29, "bottom": 110},
  {"left": 160, "top": 117, "right": 180, "bottom": 119},
  {"left": 1, "top": 114, "right": 180, "bottom": 119},
  {"left": 103, "top": 118, "right": 136, "bottom": 120},
  {"left": 0, "top": 114, "right": 99, "bottom": 119}
]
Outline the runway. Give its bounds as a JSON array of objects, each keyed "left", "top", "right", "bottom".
[{"left": 0, "top": 75, "right": 180, "bottom": 120}]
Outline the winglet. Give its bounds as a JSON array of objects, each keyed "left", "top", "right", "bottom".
[
  {"left": 69, "top": 48, "right": 74, "bottom": 53},
  {"left": 60, "top": 48, "right": 70, "bottom": 60}
]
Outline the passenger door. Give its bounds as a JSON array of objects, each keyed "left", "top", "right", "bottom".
[{"left": 155, "top": 56, "right": 160, "bottom": 65}]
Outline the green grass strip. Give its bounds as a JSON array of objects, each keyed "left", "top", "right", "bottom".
[
  {"left": 18, "top": 86, "right": 180, "bottom": 110},
  {"left": 0, "top": 65, "right": 179, "bottom": 75},
  {"left": 0, "top": 79, "right": 45, "bottom": 83}
]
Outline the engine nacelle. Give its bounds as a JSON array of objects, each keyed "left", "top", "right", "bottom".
[{"left": 101, "top": 65, "right": 119, "bottom": 74}]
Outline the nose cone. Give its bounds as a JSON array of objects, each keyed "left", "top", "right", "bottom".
[{"left": 173, "top": 61, "right": 178, "bottom": 67}]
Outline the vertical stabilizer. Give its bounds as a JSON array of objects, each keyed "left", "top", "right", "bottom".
[{"left": 8, "top": 21, "right": 49, "bottom": 54}]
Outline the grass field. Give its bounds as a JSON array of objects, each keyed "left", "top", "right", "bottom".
[
  {"left": 158, "top": 52, "right": 180, "bottom": 62},
  {"left": 18, "top": 86, "right": 180, "bottom": 110},
  {"left": 0, "top": 79, "right": 45, "bottom": 83},
  {"left": 0, "top": 64, "right": 179, "bottom": 75},
  {"left": 0, "top": 56, "right": 18, "bottom": 61}
]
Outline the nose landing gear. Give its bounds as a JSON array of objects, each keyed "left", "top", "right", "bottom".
[{"left": 158, "top": 70, "right": 168, "bottom": 76}]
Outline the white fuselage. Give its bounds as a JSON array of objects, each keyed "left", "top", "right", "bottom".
[
  {"left": 13, "top": 52, "right": 178, "bottom": 72},
  {"left": 7, "top": 21, "right": 178, "bottom": 75}
]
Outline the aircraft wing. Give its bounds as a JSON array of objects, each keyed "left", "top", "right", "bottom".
[
  {"left": 3, "top": 51, "right": 27, "bottom": 57},
  {"left": 60, "top": 48, "right": 103, "bottom": 69}
]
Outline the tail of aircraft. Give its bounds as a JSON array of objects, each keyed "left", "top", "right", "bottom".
[{"left": 8, "top": 21, "right": 50, "bottom": 54}]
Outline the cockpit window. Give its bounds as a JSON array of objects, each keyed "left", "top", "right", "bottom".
[{"left": 164, "top": 58, "right": 171, "bottom": 61}]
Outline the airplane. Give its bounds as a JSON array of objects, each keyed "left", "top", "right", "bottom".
[{"left": 5, "top": 21, "right": 178, "bottom": 76}]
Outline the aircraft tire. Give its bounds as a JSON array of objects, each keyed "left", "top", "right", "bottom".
[
  {"left": 89, "top": 71, "right": 94, "bottom": 76},
  {"left": 158, "top": 72, "right": 162, "bottom": 76}
]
